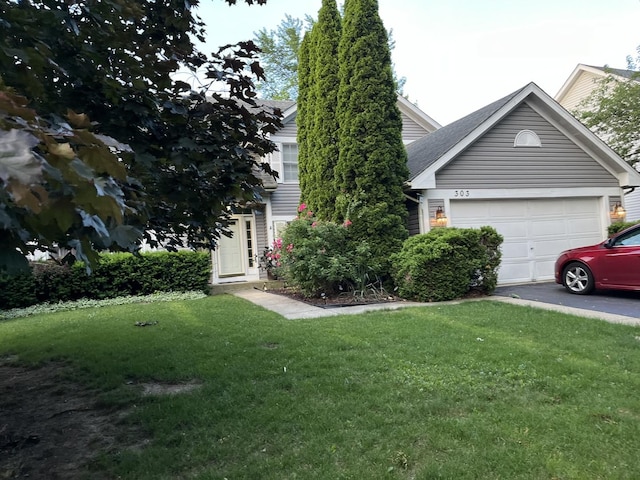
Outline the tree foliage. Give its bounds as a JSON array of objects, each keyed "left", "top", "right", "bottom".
[
  {"left": 334, "top": 0, "right": 409, "bottom": 271},
  {"left": 296, "top": 29, "right": 315, "bottom": 219},
  {"left": 254, "top": 14, "right": 312, "bottom": 100},
  {"left": 0, "top": 0, "right": 281, "bottom": 272},
  {"left": 300, "top": 0, "right": 341, "bottom": 220},
  {"left": 254, "top": 9, "right": 405, "bottom": 101},
  {"left": 577, "top": 49, "right": 640, "bottom": 168}
]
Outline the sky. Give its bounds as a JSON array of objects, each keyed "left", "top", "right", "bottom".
[{"left": 196, "top": 0, "right": 640, "bottom": 125}]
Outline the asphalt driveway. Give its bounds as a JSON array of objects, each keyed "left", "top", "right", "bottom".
[{"left": 493, "top": 282, "right": 640, "bottom": 319}]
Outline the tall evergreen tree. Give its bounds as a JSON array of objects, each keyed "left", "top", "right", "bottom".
[
  {"left": 304, "top": 0, "right": 342, "bottom": 220},
  {"left": 335, "top": 0, "right": 409, "bottom": 272},
  {"left": 296, "top": 30, "right": 314, "bottom": 208}
]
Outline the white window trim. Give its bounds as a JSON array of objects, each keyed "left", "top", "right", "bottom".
[
  {"left": 514, "top": 129, "right": 542, "bottom": 147},
  {"left": 281, "top": 143, "right": 299, "bottom": 183},
  {"left": 270, "top": 136, "right": 297, "bottom": 183}
]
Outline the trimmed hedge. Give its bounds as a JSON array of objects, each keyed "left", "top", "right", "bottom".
[
  {"left": 0, "top": 251, "right": 211, "bottom": 310},
  {"left": 390, "top": 226, "right": 503, "bottom": 302},
  {"left": 608, "top": 220, "right": 640, "bottom": 236}
]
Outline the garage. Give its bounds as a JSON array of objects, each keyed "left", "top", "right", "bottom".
[
  {"left": 406, "top": 83, "right": 640, "bottom": 286},
  {"left": 451, "top": 198, "right": 604, "bottom": 284}
]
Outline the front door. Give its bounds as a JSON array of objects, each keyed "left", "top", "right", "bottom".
[{"left": 216, "top": 214, "right": 258, "bottom": 279}]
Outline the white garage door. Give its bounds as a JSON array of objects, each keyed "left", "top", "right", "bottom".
[{"left": 450, "top": 198, "right": 604, "bottom": 284}]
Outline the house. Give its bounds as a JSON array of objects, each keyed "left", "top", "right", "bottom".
[
  {"left": 211, "top": 95, "right": 441, "bottom": 284},
  {"left": 555, "top": 63, "right": 640, "bottom": 220},
  {"left": 406, "top": 82, "right": 640, "bottom": 285},
  {"left": 213, "top": 82, "right": 640, "bottom": 287}
]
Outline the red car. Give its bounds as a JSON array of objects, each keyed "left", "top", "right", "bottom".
[{"left": 555, "top": 223, "right": 640, "bottom": 294}]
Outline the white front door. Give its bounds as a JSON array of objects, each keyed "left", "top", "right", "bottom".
[{"left": 216, "top": 215, "right": 258, "bottom": 279}]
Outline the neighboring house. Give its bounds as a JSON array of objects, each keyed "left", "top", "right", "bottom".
[
  {"left": 406, "top": 82, "right": 640, "bottom": 284},
  {"left": 555, "top": 63, "right": 640, "bottom": 220},
  {"left": 211, "top": 95, "right": 441, "bottom": 284}
]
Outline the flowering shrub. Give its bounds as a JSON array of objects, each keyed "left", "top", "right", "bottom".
[
  {"left": 260, "top": 238, "right": 283, "bottom": 278},
  {"left": 276, "top": 204, "right": 374, "bottom": 296}
]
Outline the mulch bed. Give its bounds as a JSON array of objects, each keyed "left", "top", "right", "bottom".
[
  {"left": 264, "top": 287, "right": 402, "bottom": 308},
  {"left": 265, "top": 286, "right": 489, "bottom": 308}
]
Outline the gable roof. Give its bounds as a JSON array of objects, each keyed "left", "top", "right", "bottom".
[
  {"left": 406, "top": 86, "right": 526, "bottom": 179},
  {"left": 407, "top": 82, "right": 640, "bottom": 189},
  {"left": 273, "top": 94, "right": 441, "bottom": 134},
  {"left": 257, "top": 99, "right": 296, "bottom": 111},
  {"left": 555, "top": 63, "right": 638, "bottom": 105}
]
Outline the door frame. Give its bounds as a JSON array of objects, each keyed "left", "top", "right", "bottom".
[{"left": 214, "top": 213, "right": 259, "bottom": 282}]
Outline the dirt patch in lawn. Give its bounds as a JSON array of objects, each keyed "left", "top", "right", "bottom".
[{"left": 0, "top": 358, "right": 145, "bottom": 479}]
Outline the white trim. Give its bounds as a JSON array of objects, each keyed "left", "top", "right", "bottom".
[
  {"left": 514, "top": 129, "right": 541, "bottom": 147},
  {"left": 555, "top": 63, "right": 634, "bottom": 104},
  {"left": 421, "top": 187, "right": 623, "bottom": 200},
  {"left": 525, "top": 95, "right": 640, "bottom": 185},
  {"left": 396, "top": 95, "right": 442, "bottom": 131},
  {"left": 268, "top": 215, "right": 296, "bottom": 246},
  {"left": 410, "top": 82, "right": 640, "bottom": 189}
]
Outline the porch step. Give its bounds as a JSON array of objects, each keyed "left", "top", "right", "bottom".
[{"left": 210, "top": 280, "right": 285, "bottom": 296}]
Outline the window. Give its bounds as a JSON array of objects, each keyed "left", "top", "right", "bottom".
[
  {"left": 273, "top": 220, "right": 289, "bottom": 239},
  {"left": 514, "top": 129, "right": 541, "bottom": 147},
  {"left": 282, "top": 143, "right": 299, "bottom": 182},
  {"left": 614, "top": 227, "right": 640, "bottom": 246}
]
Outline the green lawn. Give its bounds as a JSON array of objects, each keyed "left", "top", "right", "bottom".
[{"left": 1, "top": 294, "right": 639, "bottom": 479}]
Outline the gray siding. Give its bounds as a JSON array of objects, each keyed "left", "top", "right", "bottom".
[
  {"left": 407, "top": 200, "right": 420, "bottom": 235},
  {"left": 271, "top": 183, "right": 301, "bottom": 216},
  {"left": 278, "top": 115, "right": 298, "bottom": 138},
  {"left": 402, "top": 116, "right": 432, "bottom": 143},
  {"left": 254, "top": 207, "right": 269, "bottom": 280},
  {"left": 436, "top": 103, "right": 619, "bottom": 189},
  {"left": 283, "top": 109, "right": 429, "bottom": 143},
  {"left": 625, "top": 189, "right": 640, "bottom": 221}
]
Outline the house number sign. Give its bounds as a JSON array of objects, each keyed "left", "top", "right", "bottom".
[{"left": 453, "top": 189, "right": 471, "bottom": 198}]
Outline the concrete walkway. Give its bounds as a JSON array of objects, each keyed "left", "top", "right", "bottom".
[{"left": 233, "top": 288, "right": 640, "bottom": 326}]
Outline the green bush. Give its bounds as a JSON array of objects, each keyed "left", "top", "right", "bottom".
[
  {"left": 0, "top": 251, "right": 211, "bottom": 310},
  {"left": 277, "top": 210, "right": 376, "bottom": 297},
  {"left": 390, "top": 226, "right": 503, "bottom": 302},
  {"left": 608, "top": 220, "right": 640, "bottom": 236}
]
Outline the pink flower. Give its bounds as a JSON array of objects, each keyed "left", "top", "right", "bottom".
[
  {"left": 286, "top": 243, "right": 294, "bottom": 253},
  {"left": 274, "top": 253, "right": 281, "bottom": 259},
  {"left": 343, "top": 219, "right": 352, "bottom": 228},
  {"left": 311, "top": 221, "right": 318, "bottom": 228},
  {"left": 298, "top": 203, "right": 307, "bottom": 213},
  {"left": 307, "top": 210, "right": 313, "bottom": 216}
]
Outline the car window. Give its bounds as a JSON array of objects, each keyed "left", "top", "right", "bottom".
[{"left": 614, "top": 228, "right": 640, "bottom": 246}]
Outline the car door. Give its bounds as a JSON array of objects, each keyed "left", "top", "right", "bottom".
[{"left": 600, "top": 227, "right": 640, "bottom": 288}]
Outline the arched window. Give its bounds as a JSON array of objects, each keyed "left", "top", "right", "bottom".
[{"left": 514, "top": 129, "right": 541, "bottom": 147}]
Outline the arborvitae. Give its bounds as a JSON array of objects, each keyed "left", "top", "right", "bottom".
[
  {"left": 305, "top": 0, "right": 342, "bottom": 220},
  {"left": 335, "top": 0, "right": 409, "bottom": 272},
  {"left": 296, "top": 30, "right": 314, "bottom": 204}
]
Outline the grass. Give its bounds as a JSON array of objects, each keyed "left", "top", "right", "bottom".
[{"left": 1, "top": 294, "right": 640, "bottom": 479}]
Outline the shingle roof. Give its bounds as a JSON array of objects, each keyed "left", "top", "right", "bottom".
[
  {"left": 256, "top": 99, "right": 296, "bottom": 111},
  {"left": 406, "top": 84, "right": 529, "bottom": 180},
  {"left": 585, "top": 65, "right": 638, "bottom": 80}
]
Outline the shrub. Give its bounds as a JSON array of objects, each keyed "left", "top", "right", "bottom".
[
  {"left": 0, "top": 251, "right": 211, "bottom": 310},
  {"left": 390, "top": 226, "right": 503, "bottom": 302},
  {"left": 335, "top": 194, "right": 407, "bottom": 279},
  {"left": 608, "top": 220, "right": 640, "bottom": 236},
  {"left": 277, "top": 205, "right": 377, "bottom": 297}
]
